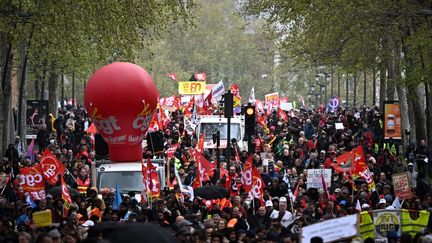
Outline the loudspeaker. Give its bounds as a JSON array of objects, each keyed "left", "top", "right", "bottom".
[
  {"left": 94, "top": 133, "right": 109, "bottom": 159},
  {"left": 146, "top": 131, "right": 165, "bottom": 153}
]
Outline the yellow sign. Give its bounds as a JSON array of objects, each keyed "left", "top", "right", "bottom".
[
  {"left": 373, "top": 210, "right": 401, "bottom": 238},
  {"left": 178, "top": 81, "right": 206, "bottom": 95},
  {"left": 33, "top": 209, "right": 52, "bottom": 227}
]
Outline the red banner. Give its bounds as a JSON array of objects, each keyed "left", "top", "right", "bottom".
[
  {"left": 143, "top": 159, "right": 160, "bottom": 197},
  {"left": 351, "top": 146, "right": 375, "bottom": 191},
  {"left": 19, "top": 165, "right": 46, "bottom": 200},
  {"left": 40, "top": 149, "right": 65, "bottom": 185},
  {"left": 250, "top": 166, "right": 265, "bottom": 205}
]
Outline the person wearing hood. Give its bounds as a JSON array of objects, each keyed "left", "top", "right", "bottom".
[{"left": 87, "top": 187, "right": 106, "bottom": 212}]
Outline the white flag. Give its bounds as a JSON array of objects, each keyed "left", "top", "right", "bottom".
[
  {"left": 248, "top": 87, "right": 256, "bottom": 104},
  {"left": 356, "top": 200, "right": 362, "bottom": 212},
  {"left": 391, "top": 196, "right": 401, "bottom": 209}
]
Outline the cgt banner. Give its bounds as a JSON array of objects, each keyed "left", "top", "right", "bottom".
[
  {"left": 179, "top": 81, "right": 206, "bottom": 95},
  {"left": 19, "top": 165, "right": 46, "bottom": 200},
  {"left": 301, "top": 214, "right": 358, "bottom": 242},
  {"left": 40, "top": 149, "right": 65, "bottom": 185},
  {"left": 373, "top": 210, "right": 402, "bottom": 238},
  {"left": 383, "top": 101, "right": 401, "bottom": 140}
]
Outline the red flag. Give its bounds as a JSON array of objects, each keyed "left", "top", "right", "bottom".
[
  {"left": 250, "top": 167, "right": 265, "bottom": 206},
  {"left": 194, "top": 151, "right": 215, "bottom": 183},
  {"left": 194, "top": 73, "right": 206, "bottom": 81},
  {"left": 278, "top": 108, "right": 288, "bottom": 121},
  {"left": 332, "top": 150, "right": 354, "bottom": 173},
  {"left": 166, "top": 73, "right": 177, "bottom": 81},
  {"left": 141, "top": 160, "right": 148, "bottom": 204},
  {"left": 234, "top": 146, "right": 240, "bottom": 162},
  {"left": 351, "top": 146, "right": 376, "bottom": 191},
  {"left": 166, "top": 144, "right": 180, "bottom": 159},
  {"left": 40, "top": 149, "right": 64, "bottom": 185},
  {"left": 321, "top": 172, "right": 329, "bottom": 199},
  {"left": 192, "top": 165, "right": 202, "bottom": 188},
  {"left": 241, "top": 155, "right": 253, "bottom": 191},
  {"left": 19, "top": 165, "right": 46, "bottom": 200},
  {"left": 202, "top": 92, "right": 213, "bottom": 115},
  {"left": 86, "top": 123, "right": 97, "bottom": 134},
  {"left": 61, "top": 175, "right": 72, "bottom": 205},
  {"left": 145, "top": 159, "right": 160, "bottom": 197},
  {"left": 197, "top": 133, "right": 205, "bottom": 154}
]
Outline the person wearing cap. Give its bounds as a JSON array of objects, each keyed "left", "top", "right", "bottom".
[
  {"left": 269, "top": 197, "right": 293, "bottom": 228},
  {"left": 377, "top": 198, "right": 387, "bottom": 209},
  {"left": 407, "top": 162, "right": 418, "bottom": 189}
]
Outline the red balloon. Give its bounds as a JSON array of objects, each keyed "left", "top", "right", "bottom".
[{"left": 84, "top": 62, "right": 159, "bottom": 162}]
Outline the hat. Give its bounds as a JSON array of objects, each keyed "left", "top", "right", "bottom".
[
  {"left": 48, "top": 229, "right": 61, "bottom": 238},
  {"left": 378, "top": 199, "right": 387, "bottom": 205},
  {"left": 45, "top": 194, "right": 53, "bottom": 200},
  {"left": 334, "top": 188, "right": 342, "bottom": 193},
  {"left": 408, "top": 162, "right": 414, "bottom": 166},
  {"left": 81, "top": 220, "right": 95, "bottom": 227},
  {"left": 361, "top": 204, "right": 370, "bottom": 209},
  {"left": 384, "top": 194, "right": 393, "bottom": 203},
  {"left": 342, "top": 188, "right": 349, "bottom": 194},
  {"left": 272, "top": 197, "right": 279, "bottom": 202},
  {"left": 339, "top": 200, "right": 347, "bottom": 206},
  {"left": 265, "top": 200, "right": 273, "bottom": 207},
  {"left": 176, "top": 227, "right": 190, "bottom": 236},
  {"left": 178, "top": 220, "right": 193, "bottom": 227},
  {"left": 279, "top": 197, "right": 287, "bottom": 203}
]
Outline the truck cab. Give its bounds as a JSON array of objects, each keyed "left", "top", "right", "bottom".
[
  {"left": 92, "top": 159, "right": 166, "bottom": 201},
  {"left": 196, "top": 115, "right": 247, "bottom": 151}
]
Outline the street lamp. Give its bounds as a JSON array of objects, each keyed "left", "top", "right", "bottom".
[{"left": 325, "top": 73, "right": 331, "bottom": 102}]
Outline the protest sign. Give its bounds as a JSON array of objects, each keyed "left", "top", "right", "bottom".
[
  {"left": 178, "top": 81, "right": 206, "bottom": 94},
  {"left": 301, "top": 214, "right": 358, "bottom": 242},
  {"left": 32, "top": 210, "right": 52, "bottom": 227},
  {"left": 392, "top": 172, "right": 412, "bottom": 200},
  {"left": 306, "top": 169, "right": 331, "bottom": 189},
  {"left": 373, "top": 209, "right": 402, "bottom": 238}
]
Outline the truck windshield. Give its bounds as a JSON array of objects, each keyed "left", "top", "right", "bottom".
[
  {"left": 98, "top": 171, "right": 144, "bottom": 192},
  {"left": 200, "top": 123, "right": 241, "bottom": 141}
]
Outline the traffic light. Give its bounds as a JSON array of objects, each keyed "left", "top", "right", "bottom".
[
  {"left": 224, "top": 91, "right": 233, "bottom": 118},
  {"left": 244, "top": 105, "right": 256, "bottom": 138}
]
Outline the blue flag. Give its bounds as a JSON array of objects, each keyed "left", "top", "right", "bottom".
[
  {"left": 26, "top": 195, "right": 36, "bottom": 208},
  {"left": 113, "top": 184, "right": 122, "bottom": 210}
]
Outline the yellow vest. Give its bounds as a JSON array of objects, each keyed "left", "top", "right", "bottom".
[
  {"left": 359, "top": 212, "right": 375, "bottom": 240},
  {"left": 401, "top": 209, "right": 430, "bottom": 238}
]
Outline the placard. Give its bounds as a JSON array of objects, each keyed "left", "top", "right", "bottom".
[
  {"left": 265, "top": 92, "right": 279, "bottom": 107},
  {"left": 306, "top": 169, "right": 332, "bottom": 189},
  {"left": 26, "top": 100, "right": 49, "bottom": 139},
  {"left": 301, "top": 214, "right": 358, "bottom": 243},
  {"left": 383, "top": 101, "right": 401, "bottom": 140},
  {"left": 178, "top": 81, "right": 206, "bottom": 95},
  {"left": 33, "top": 210, "right": 52, "bottom": 227},
  {"left": 392, "top": 172, "right": 412, "bottom": 200},
  {"left": 335, "top": 123, "right": 344, "bottom": 130},
  {"left": 373, "top": 210, "right": 402, "bottom": 238}
]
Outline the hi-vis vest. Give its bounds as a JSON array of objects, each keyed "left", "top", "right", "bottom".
[
  {"left": 77, "top": 177, "right": 90, "bottom": 194},
  {"left": 359, "top": 212, "right": 375, "bottom": 240},
  {"left": 401, "top": 209, "right": 430, "bottom": 237}
]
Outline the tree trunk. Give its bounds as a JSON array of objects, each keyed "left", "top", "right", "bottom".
[
  {"left": 427, "top": 82, "right": 432, "bottom": 150},
  {"left": 17, "top": 40, "right": 28, "bottom": 142},
  {"left": 0, "top": 45, "right": 15, "bottom": 155},
  {"left": 353, "top": 72, "right": 357, "bottom": 108},
  {"left": 48, "top": 71, "right": 58, "bottom": 116},
  {"left": 379, "top": 63, "right": 386, "bottom": 111},
  {"left": 386, "top": 52, "right": 396, "bottom": 100},
  {"left": 396, "top": 85, "right": 409, "bottom": 150},
  {"left": 406, "top": 83, "right": 427, "bottom": 145},
  {"left": 407, "top": 95, "right": 417, "bottom": 143}
]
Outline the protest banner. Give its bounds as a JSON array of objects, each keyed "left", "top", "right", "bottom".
[
  {"left": 373, "top": 209, "right": 402, "bottom": 238},
  {"left": 265, "top": 92, "right": 279, "bottom": 107},
  {"left": 392, "top": 172, "right": 412, "bottom": 200},
  {"left": 26, "top": 100, "right": 49, "bottom": 139},
  {"left": 301, "top": 214, "right": 358, "bottom": 242},
  {"left": 178, "top": 81, "right": 206, "bottom": 94},
  {"left": 306, "top": 169, "right": 331, "bottom": 189},
  {"left": 19, "top": 165, "right": 46, "bottom": 200}
]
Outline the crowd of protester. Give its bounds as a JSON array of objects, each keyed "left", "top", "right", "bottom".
[{"left": 1, "top": 103, "right": 432, "bottom": 243}]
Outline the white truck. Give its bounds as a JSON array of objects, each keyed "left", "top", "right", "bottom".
[
  {"left": 195, "top": 115, "right": 247, "bottom": 151},
  {"left": 92, "top": 159, "right": 166, "bottom": 201}
]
